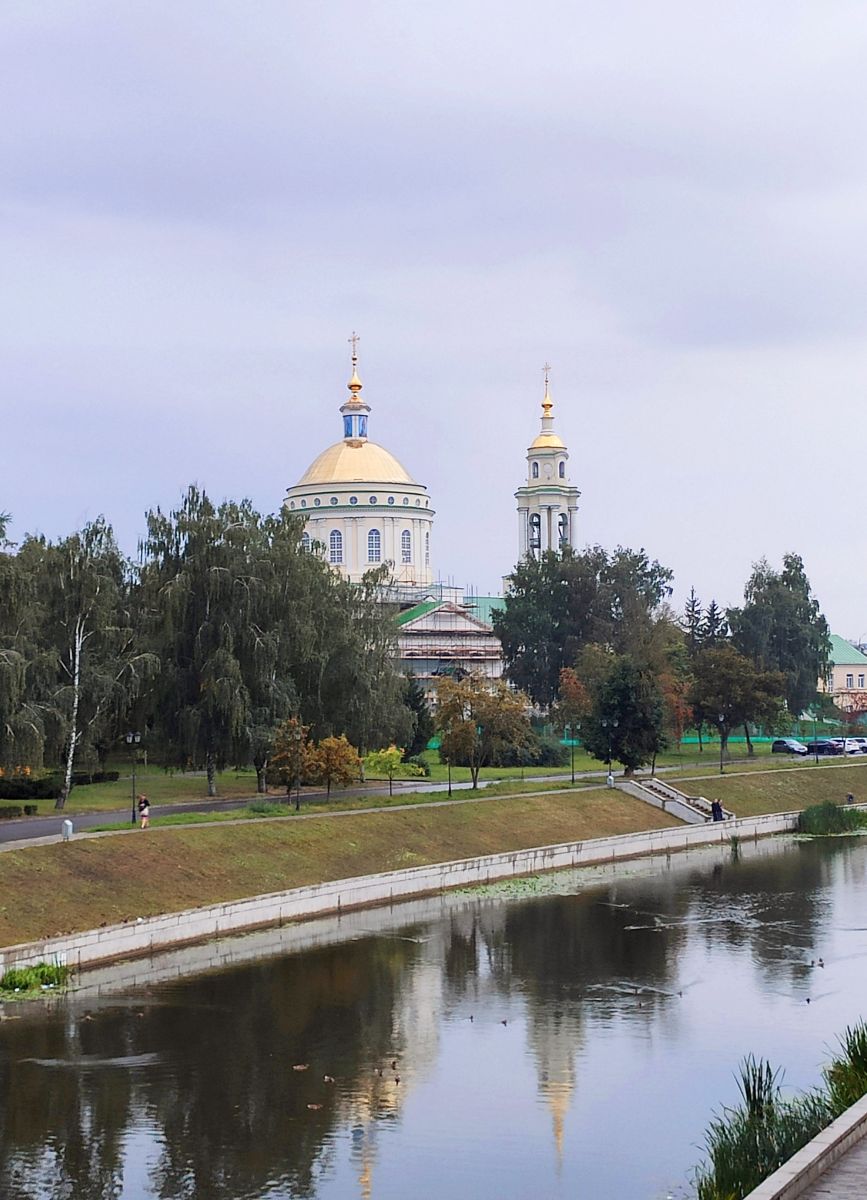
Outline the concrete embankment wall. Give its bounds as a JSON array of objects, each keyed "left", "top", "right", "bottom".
[{"left": 0, "top": 810, "right": 797, "bottom": 976}]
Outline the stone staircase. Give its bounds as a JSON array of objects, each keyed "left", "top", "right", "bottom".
[{"left": 616, "top": 776, "right": 734, "bottom": 825}]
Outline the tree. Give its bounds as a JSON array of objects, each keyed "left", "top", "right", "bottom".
[
  {"left": 365, "top": 744, "right": 405, "bottom": 796},
  {"left": 436, "top": 675, "right": 533, "bottom": 788},
  {"left": 551, "top": 667, "right": 591, "bottom": 735},
  {"left": 728, "top": 554, "right": 831, "bottom": 718},
  {"left": 309, "top": 735, "right": 360, "bottom": 799},
  {"left": 494, "top": 546, "right": 673, "bottom": 708},
  {"left": 580, "top": 656, "right": 667, "bottom": 776},
  {"left": 682, "top": 587, "right": 703, "bottom": 656},
  {"left": 701, "top": 600, "right": 728, "bottom": 647},
  {"left": 269, "top": 716, "right": 314, "bottom": 808},
  {"left": 688, "top": 645, "right": 786, "bottom": 762},
  {"left": 404, "top": 674, "right": 434, "bottom": 758},
  {"left": 17, "top": 520, "right": 155, "bottom": 806}
]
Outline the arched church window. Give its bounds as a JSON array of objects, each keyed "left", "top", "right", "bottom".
[
  {"left": 368, "top": 529, "right": 381, "bottom": 562},
  {"left": 532, "top": 462, "right": 539, "bottom": 479},
  {"left": 329, "top": 530, "right": 343, "bottom": 564},
  {"left": 301, "top": 532, "right": 311, "bottom": 552},
  {"left": 529, "top": 513, "right": 541, "bottom": 550},
  {"left": 425, "top": 531, "right": 430, "bottom": 566},
  {"left": 558, "top": 513, "right": 569, "bottom": 547},
  {"left": 558, "top": 461, "right": 565, "bottom": 478},
  {"left": 401, "top": 529, "right": 412, "bottom": 563}
]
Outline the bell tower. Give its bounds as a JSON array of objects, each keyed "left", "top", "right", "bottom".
[{"left": 515, "top": 366, "right": 580, "bottom": 558}]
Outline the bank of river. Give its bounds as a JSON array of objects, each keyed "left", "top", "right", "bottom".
[{"left": 2, "top": 834, "right": 867, "bottom": 1199}]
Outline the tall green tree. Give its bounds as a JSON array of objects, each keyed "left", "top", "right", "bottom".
[
  {"left": 16, "top": 519, "right": 152, "bottom": 805},
  {"left": 404, "top": 674, "right": 434, "bottom": 758},
  {"left": 494, "top": 546, "right": 673, "bottom": 708},
  {"left": 688, "top": 645, "right": 786, "bottom": 761},
  {"left": 701, "top": 600, "right": 728, "bottom": 647},
  {"left": 580, "top": 655, "right": 667, "bottom": 775},
  {"left": 728, "top": 554, "right": 830, "bottom": 717}
]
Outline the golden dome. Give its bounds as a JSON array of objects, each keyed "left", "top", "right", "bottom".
[
  {"left": 530, "top": 430, "right": 565, "bottom": 449},
  {"left": 296, "top": 439, "right": 416, "bottom": 486}
]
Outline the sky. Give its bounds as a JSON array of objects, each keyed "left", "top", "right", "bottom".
[{"left": 3, "top": 2, "right": 867, "bottom": 637}]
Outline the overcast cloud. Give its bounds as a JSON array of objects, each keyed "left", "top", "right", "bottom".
[{"left": 3, "top": 1, "right": 867, "bottom": 635}]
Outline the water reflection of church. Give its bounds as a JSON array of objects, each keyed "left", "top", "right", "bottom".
[{"left": 284, "top": 341, "right": 581, "bottom": 699}]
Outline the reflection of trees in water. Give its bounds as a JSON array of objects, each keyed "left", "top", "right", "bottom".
[
  {"left": 1, "top": 841, "right": 861, "bottom": 1198},
  {"left": 0, "top": 936, "right": 421, "bottom": 1200},
  {"left": 685, "top": 841, "right": 841, "bottom": 988}
]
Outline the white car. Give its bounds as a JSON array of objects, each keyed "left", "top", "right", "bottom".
[{"left": 846, "top": 737, "right": 867, "bottom": 754}]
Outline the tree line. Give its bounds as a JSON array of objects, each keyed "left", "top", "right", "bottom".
[
  {"left": 0, "top": 488, "right": 425, "bottom": 802},
  {"left": 492, "top": 546, "right": 831, "bottom": 773}
]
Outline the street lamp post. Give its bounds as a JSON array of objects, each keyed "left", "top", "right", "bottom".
[
  {"left": 718, "top": 715, "right": 725, "bottom": 775},
  {"left": 447, "top": 758, "right": 452, "bottom": 797},
  {"left": 813, "top": 714, "right": 819, "bottom": 765},
  {"left": 565, "top": 723, "right": 578, "bottom": 785},
  {"left": 292, "top": 725, "right": 303, "bottom": 811},
  {"left": 125, "top": 731, "right": 141, "bottom": 824},
  {"left": 601, "top": 718, "right": 618, "bottom": 785}
]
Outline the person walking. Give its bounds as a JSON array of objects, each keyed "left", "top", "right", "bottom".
[
  {"left": 847, "top": 792, "right": 855, "bottom": 805},
  {"left": 137, "top": 793, "right": 150, "bottom": 829}
]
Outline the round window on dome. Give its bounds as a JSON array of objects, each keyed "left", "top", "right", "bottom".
[
  {"left": 289, "top": 502, "right": 295, "bottom": 509},
  {"left": 300, "top": 500, "right": 307, "bottom": 508},
  {"left": 330, "top": 497, "right": 338, "bottom": 505},
  {"left": 350, "top": 496, "right": 358, "bottom": 505},
  {"left": 388, "top": 496, "right": 395, "bottom": 505},
  {"left": 314, "top": 498, "right": 321, "bottom": 507},
  {"left": 415, "top": 499, "right": 421, "bottom": 507},
  {"left": 402, "top": 498, "right": 409, "bottom": 506},
  {"left": 369, "top": 496, "right": 377, "bottom": 505}
]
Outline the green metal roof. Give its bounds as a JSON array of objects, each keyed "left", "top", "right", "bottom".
[
  {"left": 394, "top": 600, "right": 441, "bottom": 627},
  {"left": 828, "top": 634, "right": 867, "bottom": 666},
  {"left": 463, "top": 595, "right": 504, "bottom": 627}
]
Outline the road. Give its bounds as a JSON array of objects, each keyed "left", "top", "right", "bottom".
[{"left": 0, "top": 769, "right": 616, "bottom": 845}]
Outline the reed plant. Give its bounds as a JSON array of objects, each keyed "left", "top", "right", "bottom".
[
  {"left": 825, "top": 1023, "right": 867, "bottom": 1115},
  {"left": 797, "top": 801, "right": 867, "bottom": 835},
  {"left": 695, "top": 1022, "right": 867, "bottom": 1199},
  {"left": 695, "top": 1057, "right": 832, "bottom": 1200}
]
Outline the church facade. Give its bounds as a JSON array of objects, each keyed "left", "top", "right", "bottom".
[
  {"left": 285, "top": 343, "right": 434, "bottom": 587},
  {"left": 285, "top": 343, "right": 579, "bottom": 697}
]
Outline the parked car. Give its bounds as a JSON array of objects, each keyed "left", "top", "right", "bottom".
[
  {"left": 849, "top": 737, "right": 867, "bottom": 753},
  {"left": 771, "top": 738, "right": 808, "bottom": 756},
  {"left": 805, "top": 740, "right": 844, "bottom": 756}
]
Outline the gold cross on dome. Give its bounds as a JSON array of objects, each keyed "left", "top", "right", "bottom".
[
  {"left": 349, "top": 331, "right": 361, "bottom": 364},
  {"left": 542, "top": 362, "right": 551, "bottom": 390}
]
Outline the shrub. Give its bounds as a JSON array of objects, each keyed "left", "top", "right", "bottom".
[
  {"left": 798, "top": 802, "right": 867, "bottom": 835},
  {"left": 23, "top": 804, "right": 37, "bottom": 816},
  {"left": 404, "top": 755, "right": 431, "bottom": 777},
  {"left": 0, "top": 805, "right": 23, "bottom": 819},
  {"left": 0, "top": 776, "right": 62, "bottom": 801}
]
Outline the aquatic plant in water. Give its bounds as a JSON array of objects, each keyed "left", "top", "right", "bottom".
[
  {"left": 0, "top": 961, "right": 70, "bottom": 996},
  {"left": 797, "top": 802, "right": 867, "bottom": 835},
  {"left": 695, "top": 1022, "right": 867, "bottom": 1199},
  {"left": 695, "top": 1057, "right": 832, "bottom": 1200}
]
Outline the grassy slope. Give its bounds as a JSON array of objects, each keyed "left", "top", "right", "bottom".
[
  {"left": 691, "top": 759, "right": 867, "bottom": 816},
  {"left": 0, "top": 791, "right": 678, "bottom": 946}
]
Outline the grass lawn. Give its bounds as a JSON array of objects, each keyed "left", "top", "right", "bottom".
[
  {"left": 687, "top": 759, "right": 867, "bottom": 817},
  {"left": 0, "top": 790, "right": 679, "bottom": 946},
  {"left": 50, "top": 765, "right": 263, "bottom": 814}
]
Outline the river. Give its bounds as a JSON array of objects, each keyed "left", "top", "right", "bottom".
[{"left": 2, "top": 834, "right": 867, "bottom": 1199}]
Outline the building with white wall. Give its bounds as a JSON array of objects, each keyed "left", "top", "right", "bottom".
[
  {"left": 285, "top": 342, "right": 434, "bottom": 587},
  {"left": 515, "top": 372, "right": 580, "bottom": 559}
]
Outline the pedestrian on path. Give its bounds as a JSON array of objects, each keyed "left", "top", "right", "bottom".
[
  {"left": 847, "top": 792, "right": 855, "bottom": 805},
  {"left": 137, "top": 794, "right": 150, "bottom": 829}
]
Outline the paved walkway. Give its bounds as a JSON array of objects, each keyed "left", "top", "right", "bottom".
[{"left": 799, "top": 1135, "right": 867, "bottom": 1197}]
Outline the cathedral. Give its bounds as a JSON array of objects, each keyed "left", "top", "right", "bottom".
[{"left": 285, "top": 340, "right": 579, "bottom": 696}]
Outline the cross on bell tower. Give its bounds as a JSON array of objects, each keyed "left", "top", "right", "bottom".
[{"left": 514, "top": 366, "right": 581, "bottom": 560}]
